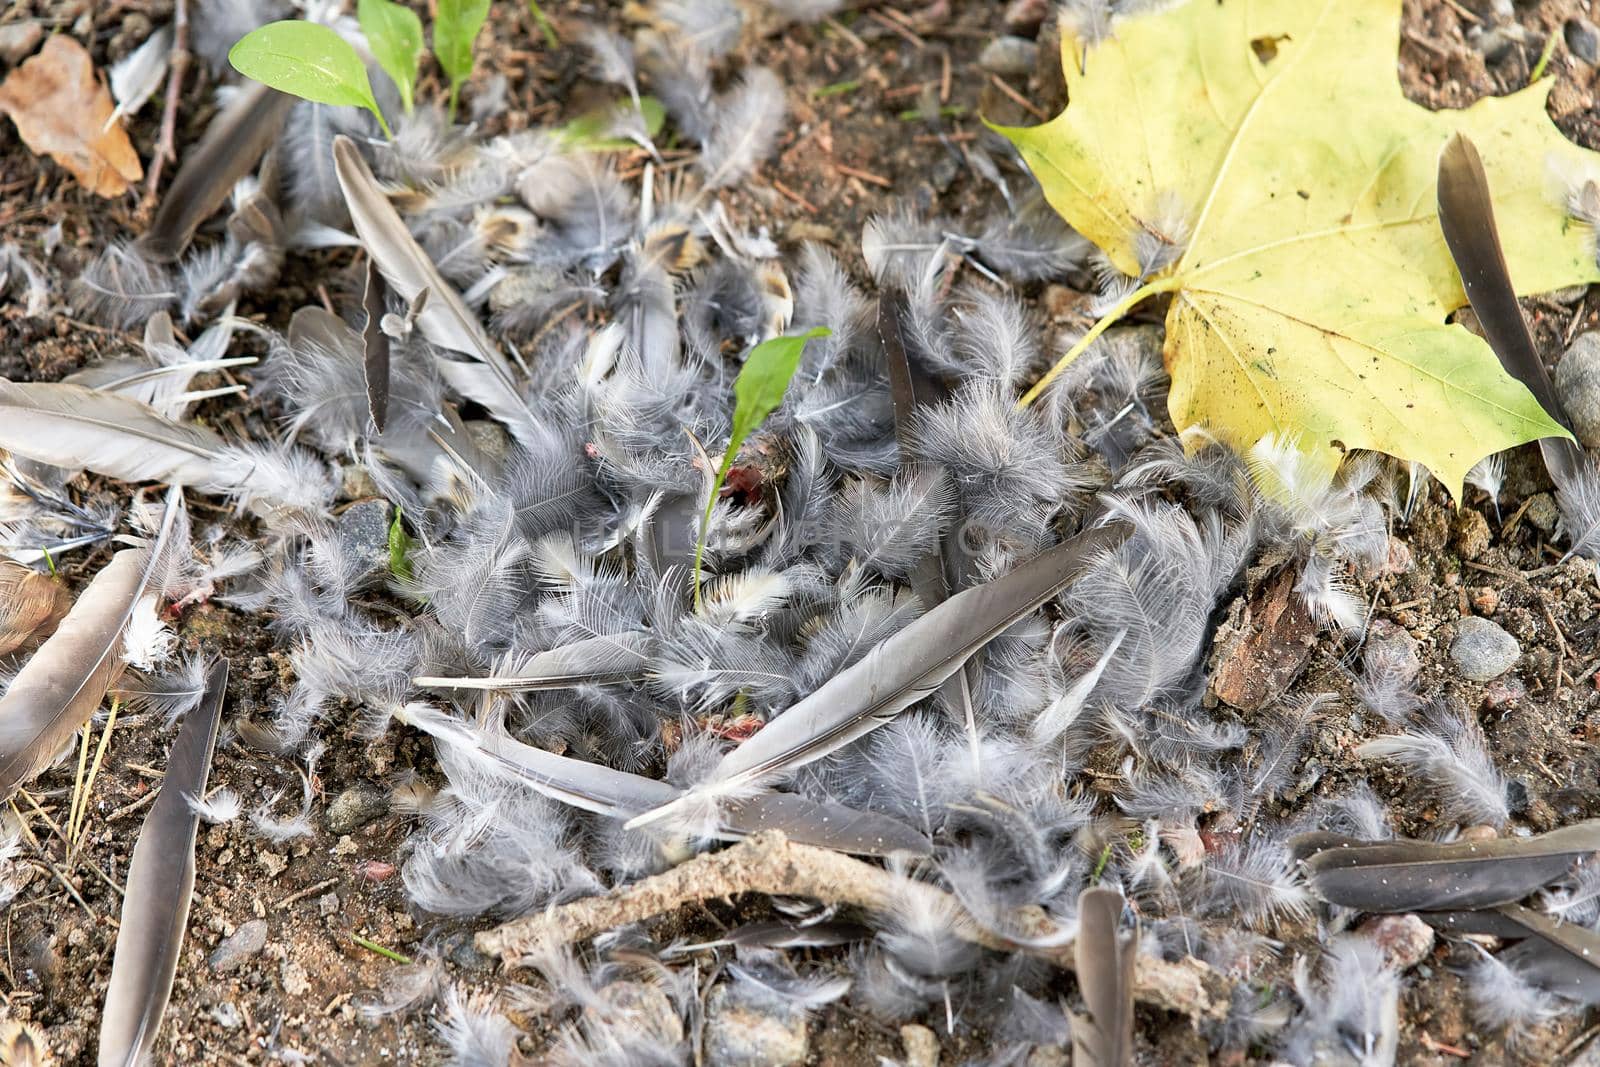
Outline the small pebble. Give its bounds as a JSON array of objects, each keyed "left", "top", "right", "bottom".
[
  {"left": 1003, "top": 0, "right": 1048, "bottom": 34},
  {"left": 334, "top": 499, "right": 393, "bottom": 585},
  {"left": 587, "top": 983, "right": 683, "bottom": 1046},
  {"left": 1556, "top": 332, "right": 1600, "bottom": 448},
  {"left": 316, "top": 892, "right": 340, "bottom": 918},
  {"left": 979, "top": 36, "right": 1040, "bottom": 76},
  {"left": 900, "top": 1024, "right": 940, "bottom": 1067},
  {"left": 1483, "top": 674, "right": 1527, "bottom": 711},
  {"left": 1450, "top": 616, "right": 1520, "bottom": 681},
  {"left": 1567, "top": 18, "right": 1600, "bottom": 65},
  {"left": 1381, "top": 535, "right": 1413, "bottom": 576},
  {"left": 1357, "top": 913, "right": 1435, "bottom": 971},
  {"left": 704, "top": 983, "right": 808, "bottom": 1067},
  {"left": 325, "top": 782, "right": 389, "bottom": 835},
  {"left": 1524, "top": 492, "right": 1560, "bottom": 534},
  {"left": 210, "top": 920, "right": 269, "bottom": 973},
  {"left": 1470, "top": 586, "right": 1499, "bottom": 615},
  {"left": 211, "top": 1002, "right": 244, "bottom": 1030},
  {"left": 1452, "top": 509, "right": 1491, "bottom": 560},
  {"left": 338, "top": 462, "right": 380, "bottom": 501},
  {"left": 0, "top": 22, "right": 42, "bottom": 65}
]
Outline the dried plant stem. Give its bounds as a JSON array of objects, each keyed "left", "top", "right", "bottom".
[
  {"left": 477, "top": 832, "right": 1231, "bottom": 1019},
  {"left": 1016, "top": 274, "right": 1183, "bottom": 409},
  {"left": 144, "top": 0, "right": 190, "bottom": 201}
]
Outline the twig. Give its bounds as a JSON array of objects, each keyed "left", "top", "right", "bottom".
[
  {"left": 144, "top": 0, "right": 190, "bottom": 201},
  {"left": 988, "top": 74, "right": 1047, "bottom": 121},
  {"left": 276, "top": 877, "right": 339, "bottom": 911},
  {"left": 476, "top": 832, "right": 1230, "bottom": 1020}
]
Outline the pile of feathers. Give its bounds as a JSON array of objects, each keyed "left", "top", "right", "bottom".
[{"left": 2, "top": 1, "right": 1600, "bottom": 1064}]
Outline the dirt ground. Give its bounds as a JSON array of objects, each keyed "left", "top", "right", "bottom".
[{"left": 2, "top": 0, "right": 1600, "bottom": 1064}]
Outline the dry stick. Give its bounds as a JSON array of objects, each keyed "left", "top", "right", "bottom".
[
  {"left": 476, "top": 832, "right": 1230, "bottom": 1020},
  {"left": 144, "top": 0, "right": 190, "bottom": 201}
]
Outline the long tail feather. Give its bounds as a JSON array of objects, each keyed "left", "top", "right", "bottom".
[
  {"left": 626, "top": 522, "right": 1129, "bottom": 830},
  {"left": 399, "top": 705, "right": 927, "bottom": 857},
  {"left": 1436, "top": 133, "right": 1585, "bottom": 485},
  {"left": 1070, "top": 886, "right": 1136, "bottom": 1067},
  {"left": 98, "top": 658, "right": 229, "bottom": 1067},
  {"left": 1292, "top": 820, "right": 1600, "bottom": 912},
  {"left": 0, "top": 379, "right": 230, "bottom": 487},
  {"left": 332, "top": 137, "right": 534, "bottom": 442},
  {"left": 140, "top": 83, "right": 293, "bottom": 261},
  {"left": 0, "top": 488, "right": 183, "bottom": 800}
]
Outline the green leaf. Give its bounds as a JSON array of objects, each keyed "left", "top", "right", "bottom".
[
  {"left": 694, "top": 327, "right": 830, "bottom": 606},
  {"left": 434, "top": 0, "right": 491, "bottom": 119},
  {"left": 558, "top": 96, "right": 667, "bottom": 151},
  {"left": 358, "top": 0, "right": 424, "bottom": 115},
  {"left": 388, "top": 505, "right": 413, "bottom": 582},
  {"left": 229, "top": 21, "right": 392, "bottom": 137}
]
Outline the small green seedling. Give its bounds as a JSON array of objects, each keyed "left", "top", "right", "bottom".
[
  {"left": 435, "top": 0, "right": 492, "bottom": 121},
  {"left": 358, "top": 0, "right": 424, "bottom": 115},
  {"left": 693, "top": 327, "right": 830, "bottom": 608},
  {"left": 229, "top": 21, "right": 392, "bottom": 137},
  {"left": 388, "top": 505, "right": 414, "bottom": 582}
]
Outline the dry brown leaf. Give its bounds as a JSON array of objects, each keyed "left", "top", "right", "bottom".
[
  {"left": 0, "top": 34, "right": 141, "bottom": 197},
  {"left": 0, "top": 560, "right": 70, "bottom": 657}
]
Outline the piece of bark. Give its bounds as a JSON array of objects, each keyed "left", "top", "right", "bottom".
[
  {"left": 1209, "top": 565, "right": 1316, "bottom": 712},
  {"left": 476, "top": 831, "right": 1231, "bottom": 1020},
  {"left": 0, "top": 35, "right": 142, "bottom": 196}
]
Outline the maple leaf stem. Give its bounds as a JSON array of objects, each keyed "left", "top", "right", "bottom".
[{"left": 1016, "top": 276, "right": 1183, "bottom": 409}]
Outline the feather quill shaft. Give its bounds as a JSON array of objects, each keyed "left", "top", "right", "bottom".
[
  {"left": 98, "top": 659, "right": 229, "bottom": 1067},
  {"left": 414, "top": 632, "right": 654, "bottom": 692},
  {"left": 1070, "top": 886, "right": 1135, "bottom": 1067},
  {"left": 140, "top": 83, "right": 293, "bottom": 262},
  {"left": 1436, "top": 133, "right": 1584, "bottom": 484},
  {"left": 1292, "top": 821, "right": 1600, "bottom": 912},
  {"left": 0, "top": 488, "right": 182, "bottom": 800},
  {"left": 626, "top": 522, "right": 1130, "bottom": 830}
]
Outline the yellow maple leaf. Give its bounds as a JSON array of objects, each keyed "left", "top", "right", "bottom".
[{"left": 996, "top": 0, "right": 1599, "bottom": 499}]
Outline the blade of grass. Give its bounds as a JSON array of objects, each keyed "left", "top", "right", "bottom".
[
  {"left": 526, "top": 0, "right": 559, "bottom": 48},
  {"left": 73, "top": 697, "right": 121, "bottom": 854},
  {"left": 350, "top": 932, "right": 413, "bottom": 963}
]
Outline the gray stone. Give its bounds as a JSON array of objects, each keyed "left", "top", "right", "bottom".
[
  {"left": 1450, "top": 617, "right": 1521, "bottom": 682},
  {"left": 1567, "top": 18, "right": 1600, "bottom": 65},
  {"left": 324, "top": 782, "right": 388, "bottom": 835},
  {"left": 316, "top": 892, "right": 340, "bottom": 917},
  {"left": 1556, "top": 332, "right": 1600, "bottom": 449},
  {"left": 334, "top": 500, "right": 393, "bottom": 585},
  {"left": 704, "top": 984, "right": 807, "bottom": 1067},
  {"left": 209, "top": 920, "right": 269, "bottom": 973},
  {"left": 211, "top": 1002, "right": 244, "bottom": 1030},
  {"left": 979, "top": 36, "right": 1039, "bottom": 76},
  {"left": 1525, "top": 492, "right": 1560, "bottom": 534},
  {"left": 0, "top": 22, "right": 42, "bottom": 65}
]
